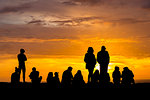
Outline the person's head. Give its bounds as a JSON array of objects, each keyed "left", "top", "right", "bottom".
[
  {"left": 32, "top": 67, "right": 36, "bottom": 72},
  {"left": 68, "top": 66, "right": 73, "bottom": 72},
  {"left": 94, "top": 70, "right": 100, "bottom": 75},
  {"left": 15, "top": 67, "right": 19, "bottom": 72},
  {"left": 123, "top": 67, "right": 129, "bottom": 71},
  {"left": 101, "top": 46, "right": 106, "bottom": 51},
  {"left": 87, "top": 47, "right": 94, "bottom": 53},
  {"left": 20, "top": 49, "right": 25, "bottom": 54},
  {"left": 48, "top": 72, "right": 53, "bottom": 77},
  {"left": 77, "top": 70, "right": 81, "bottom": 75},
  {"left": 115, "top": 66, "right": 119, "bottom": 71},
  {"left": 54, "top": 72, "right": 59, "bottom": 77}
]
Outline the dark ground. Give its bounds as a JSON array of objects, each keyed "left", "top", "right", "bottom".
[{"left": 0, "top": 82, "right": 150, "bottom": 88}]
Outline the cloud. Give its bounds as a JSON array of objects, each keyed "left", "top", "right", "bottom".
[
  {"left": 0, "top": 24, "right": 80, "bottom": 40},
  {"left": 0, "top": 37, "right": 71, "bottom": 43},
  {"left": 62, "top": 0, "right": 103, "bottom": 6},
  {"left": 142, "top": 0, "right": 150, "bottom": 10},
  {"left": 109, "top": 18, "right": 150, "bottom": 25},
  {"left": 49, "top": 16, "right": 103, "bottom": 26},
  {"left": 25, "top": 15, "right": 150, "bottom": 27},
  {"left": 62, "top": 0, "right": 150, "bottom": 11},
  {"left": 27, "top": 20, "right": 45, "bottom": 25},
  {"left": 0, "top": 2, "right": 33, "bottom": 14},
  {"left": 62, "top": 0, "right": 130, "bottom": 7}
]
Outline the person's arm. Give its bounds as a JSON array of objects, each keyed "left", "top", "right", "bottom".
[
  {"left": 94, "top": 55, "right": 96, "bottom": 65},
  {"left": 106, "top": 51, "right": 110, "bottom": 64},
  {"left": 29, "top": 73, "right": 32, "bottom": 79},
  {"left": 24, "top": 55, "right": 27, "bottom": 61},
  {"left": 97, "top": 52, "right": 100, "bottom": 64},
  {"left": 17, "top": 54, "right": 20, "bottom": 61},
  {"left": 112, "top": 72, "right": 114, "bottom": 78},
  {"left": 84, "top": 54, "right": 88, "bottom": 63}
]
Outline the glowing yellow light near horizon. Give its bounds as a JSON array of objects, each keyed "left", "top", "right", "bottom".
[
  {"left": 95, "top": 63, "right": 100, "bottom": 71},
  {"left": 95, "top": 63, "right": 113, "bottom": 73}
]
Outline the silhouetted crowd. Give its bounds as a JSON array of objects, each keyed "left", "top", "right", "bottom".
[
  {"left": 11, "top": 47, "right": 135, "bottom": 88},
  {"left": 11, "top": 66, "right": 135, "bottom": 88}
]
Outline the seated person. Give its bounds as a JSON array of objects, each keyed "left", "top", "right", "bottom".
[
  {"left": 29, "top": 67, "right": 42, "bottom": 86},
  {"left": 11, "top": 67, "right": 20, "bottom": 84}
]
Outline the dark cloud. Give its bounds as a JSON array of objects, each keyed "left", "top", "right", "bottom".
[
  {"left": 50, "top": 16, "right": 103, "bottom": 26},
  {"left": 0, "top": 24, "right": 80, "bottom": 40},
  {"left": 27, "top": 20, "right": 45, "bottom": 25},
  {"left": 110, "top": 18, "right": 150, "bottom": 25},
  {"left": 25, "top": 16, "right": 104, "bottom": 26},
  {"left": 0, "top": 3, "right": 31, "bottom": 14},
  {"left": 62, "top": 0, "right": 150, "bottom": 10},
  {"left": 62, "top": 0, "right": 103, "bottom": 6},
  {"left": 142, "top": 0, "right": 150, "bottom": 10},
  {"left": 26, "top": 16, "right": 150, "bottom": 27}
]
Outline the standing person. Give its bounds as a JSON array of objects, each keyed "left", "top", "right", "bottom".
[
  {"left": 17, "top": 49, "right": 27, "bottom": 83},
  {"left": 97, "top": 46, "right": 110, "bottom": 75},
  {"left": 84, "top": 47, "right": 96, "bottom": 83}
]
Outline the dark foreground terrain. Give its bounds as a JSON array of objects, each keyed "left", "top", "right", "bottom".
[{"left": 0, "top": 82, "right": 150, "bottom": 88}]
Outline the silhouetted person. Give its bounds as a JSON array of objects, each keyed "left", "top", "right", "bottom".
[
  {"left": 53, "top": 72, "right": 61, "bottom": 88},
  {"left": 29, "top": 67, "right": 42, "bottom": 88},
  {"left": 122, "top": 67, "right": 135, "bottom": 87},
  {"left": 112, "top": 66, "right": 121, "bottom": 86},
  {"left": 47, "top": 72, "right": 54, "bottom": 88},
  {"left": 61, "top": 67, "right": 73, "bottom": 88},
  {"left": 88, "top": 70, "right": 100, "bottom": 88},
  {"left": 73, "top": 70, "right": 85, "bottom": 88},
  {"left": 17, "top": 49, "right": 27, "bottom": 83},
  {"left": 91, "top": 70, "right": 100, "bottom": 84},
  {"left": 84, "top": 47, "right": 96, "bottom": 83},
  {"left": 97, "top": 46, "right": 110, "bottom": 75},
  {"left": 11, "top": 67, "right": 20, "bottom": 84},
  {"left": 99, "top": 73, "right": 110, "bottom": 87}
]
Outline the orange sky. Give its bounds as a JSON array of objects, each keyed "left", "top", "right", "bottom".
[{"left": 0, "top": 0, "right": 150, "bottom": 82}]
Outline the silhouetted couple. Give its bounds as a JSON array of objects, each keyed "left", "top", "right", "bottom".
[
  {"left": 112, "top": 66, "right": 135, "bottom": 87},
  {"left": 122, "top": 67, "right": 135, "bottom": 86},
  {"left": 61, "top": 67, "right": 85, "bottom": 88},
  {"left": 84, "top": 46, "right": 110, "bottom": 83},
  {"left": 47, "top": 72, "right": 60, "bottom": 88}
]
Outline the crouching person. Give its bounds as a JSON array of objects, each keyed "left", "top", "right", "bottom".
[
  {"left": 11, "top": 67, "right": 20, "bottom": 88},
  {"left": 29, "top": 67, "right": 42, "bottom": 88}
]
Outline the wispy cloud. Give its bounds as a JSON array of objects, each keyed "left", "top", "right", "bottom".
[
  {"left": 49, "top": 16, "right": 103, "bottom": 26},
  {"left": 0, "top": 2, "right": 34, "bottom": 14},
  {"left": 62, "top": 0, "right": 103, "bottom": 6},
  {"left": 142, "top": 0, "right": 150, "bottom": 10},
  {"left": 26, "top": 16, "right": 150, "bottom": 27},
  {"left": 0, "top": 37, "right": 71, "bottom": 43}
]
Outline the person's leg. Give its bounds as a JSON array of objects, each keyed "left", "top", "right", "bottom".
[
  {"left": 23, "top": 67, "right": 26, "bottom": 83},
  {"left": 100, "top": 64, "right": 106, "bottom": 84},
  {"left": 100, "top": 64, "right": 105, "bottom": 75},
  {"left": 18, "top": 67, "right": 21, "bottom": 82},
  {"left": 88, "top": 69, "right": 90, "bottom": 83},
  {"left": 88, "top": 69, "right": 94, "bottom": 83},
  {"left": 104, "top": 64, "right": 109, "bottom": 73}
]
